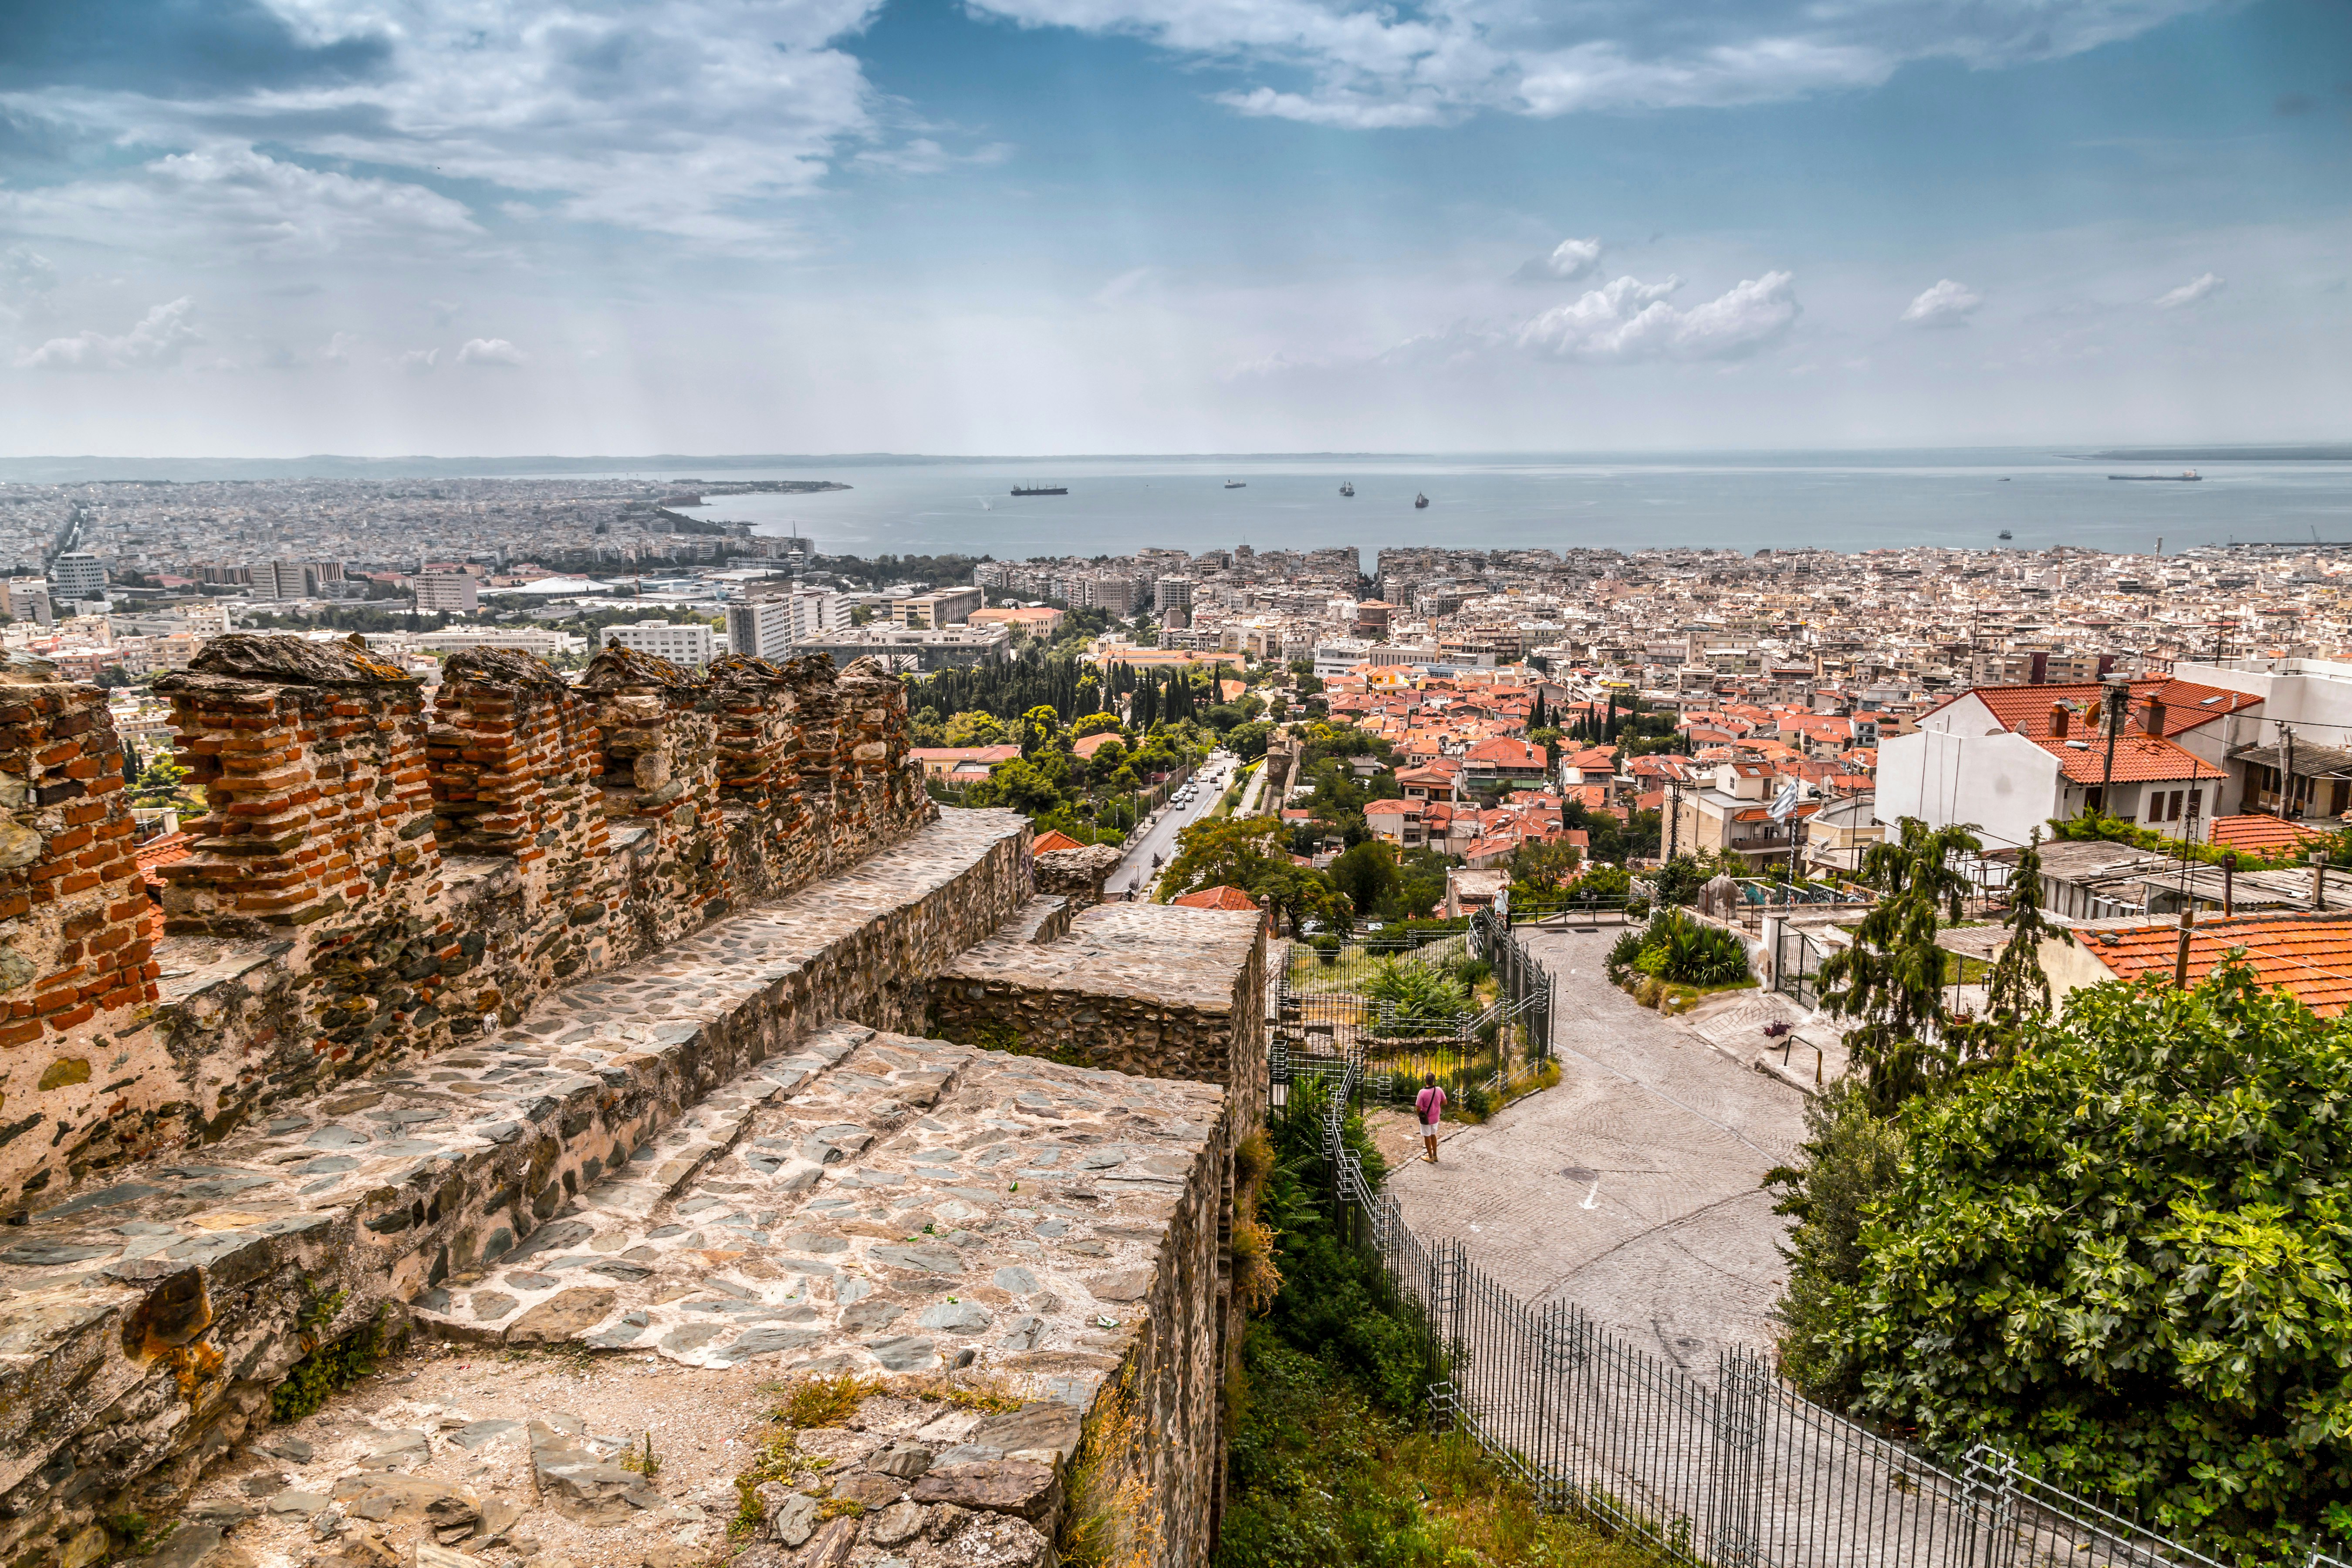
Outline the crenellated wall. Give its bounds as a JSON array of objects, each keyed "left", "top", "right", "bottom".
[{"left": 0, "top": 635, "right": 938, "bottom": 1214}]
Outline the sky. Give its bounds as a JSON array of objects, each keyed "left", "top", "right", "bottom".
[{"left": 0, "top": 0, "right": 2347, "bottom": 456}]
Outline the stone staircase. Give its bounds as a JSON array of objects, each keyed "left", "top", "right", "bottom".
[{"left": 0, "top": 808, "right": 1035, "bottom": 1561}]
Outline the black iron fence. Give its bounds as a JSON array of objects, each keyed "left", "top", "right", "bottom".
[{"left": 1285, "top": 999, "right": 2288, "bottom": 1568}]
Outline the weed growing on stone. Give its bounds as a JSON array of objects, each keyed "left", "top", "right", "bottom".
[
  {"left": 1060, "top": 1362, "right": 1159, "bottom": 1568},
  {"left": 730, "top": 1430, "right": 807, "bottom": 1538},
  {"left": 776, "top": 1372, "right": 882, "bottom": 1428},
  {"left": 270, "top": 1290, "right": 386, "bottom": 1423},
  {"left": 902, "top": 1371, "right": 1022, "bottom": 1413},
  {"left": 621, "top": 1430, "right": 661, "bottom": 1477},
  {"left": 815, "top": 1498, "right": 866, "bottom": 1521},
  {"left": 106, "top": 1512, "right": 172, "bottom": 1556}
]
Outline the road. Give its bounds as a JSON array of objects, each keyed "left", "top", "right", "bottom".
[
  {"left": 1383, "top": 923, "right": 1811, "bottom": 1371},
  {"left": 1109, "top": 754, "right": 1234, "bottom": 900}
]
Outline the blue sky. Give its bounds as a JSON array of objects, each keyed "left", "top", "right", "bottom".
[{"left": 0, "top": 0, "right": 2345, "bottom": 455}]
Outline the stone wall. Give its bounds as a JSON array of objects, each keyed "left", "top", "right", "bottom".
[
  {"left": 0, "top": 636, "right": 938, "bottom": 1214},
  {"left": 928, "top": 902, "right": 1270, "bottom": 1129},
  {"left": 0, "top": 814, "right": 1032, "bottom": 1568}
]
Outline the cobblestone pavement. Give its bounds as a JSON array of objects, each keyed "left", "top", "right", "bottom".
[{"left": 1384, "top": 926, "right": 1812, "bottom": 1372}]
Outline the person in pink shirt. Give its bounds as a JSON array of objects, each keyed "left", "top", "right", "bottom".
[{"left": 1414, "top": 1074, "right": 1446, "bottom": 1164}]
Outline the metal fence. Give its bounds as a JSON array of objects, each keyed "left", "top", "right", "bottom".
[
  {"left": 1773, "top": 923, "right": 1829, "bottom": 1011},
  {"left": 1284, "top": 940, "right": 2283, "bottom": 1568}
]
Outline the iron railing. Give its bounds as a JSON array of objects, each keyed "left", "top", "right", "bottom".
[
  {"left": 1774, "top": 922, "right": 1828, "bottom": 1011},
  {"left": 1278, "top": 937, "right": 2297, "bottom": 1568}
]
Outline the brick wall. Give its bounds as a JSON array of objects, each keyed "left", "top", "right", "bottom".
[{"left": 1, "top": 636, "right": 940, "bottom": 1214}]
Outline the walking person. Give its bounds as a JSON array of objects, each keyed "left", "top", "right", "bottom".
[{"left": 1414, "top": 1074, "right": 1446, "bottom": 1164}]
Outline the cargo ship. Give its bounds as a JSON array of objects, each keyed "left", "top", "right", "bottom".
[
  {"left": 2107, "top": 470, "right": 2201, "bottom": 482},
  {"left": 1010, "top": 483, "right": 1068, "bottom": 496},
  {"left": 1224, "top": 480, "right": 1246, "bottom": 489},
  {"left": 1414, "top": 492, "right": 1429, "bottom": 509}
]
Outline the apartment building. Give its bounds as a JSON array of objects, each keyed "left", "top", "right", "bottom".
[
  {"left": 603, "top": 619, "right": 718, "bottom": 666},
  {"left": 891, "top": 586, "right": 982, "bottom": 630},
  {"left": 412, "top": 571, "right": 480, "bottom": 613}
]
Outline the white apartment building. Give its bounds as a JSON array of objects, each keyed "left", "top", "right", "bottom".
[
  {"left": 5, "top": 578, "right": 52, "bottom": 626},
  {"left": 412, "top": 572, "right": 480, "bottom": 613},
  {"left": 727, "top": 589, "right": 849, "bottom": 659},
  {"left": 1155, "top": 577, "right": 1194, "bottom": 618},
  {"left": 603, "top": 620, "right": 717, "bottom": 666},
  {"left": 49, "top": 553, "right": 107, "bottom": 605},
  {"left": 409, "top": 629, "right": 585, "bottom": 659}
]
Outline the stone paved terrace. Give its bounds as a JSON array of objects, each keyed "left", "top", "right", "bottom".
[
  {"left": 0, "top": 810, "right": 1071, "bottom": 1568},
  {"left": 930, "top": 903, "right": 1269, "bottom": 1126}
]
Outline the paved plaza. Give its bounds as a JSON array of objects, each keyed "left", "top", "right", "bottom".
[{"left": 1384, "top": 925, "right": 1811, "bottom": 1372}]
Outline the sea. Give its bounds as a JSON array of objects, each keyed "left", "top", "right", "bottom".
[{"left": 648, "top": 450, "right": 2352, "bottom": 562}]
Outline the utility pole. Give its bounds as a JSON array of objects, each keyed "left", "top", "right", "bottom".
[{"left": 2283, "top": 725, "right": 2297, "bottom": 818}]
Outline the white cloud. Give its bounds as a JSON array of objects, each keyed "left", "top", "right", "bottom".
[
  {"left": 322, "top": 331, "right": 357, "bottom": 365},
  {"left": 238, "top": 0, "right": 885, "bottom": 247},
  {"left": 15, "top": 297, "right": 199, "bottom": 371},
  {"left": 1, "top": 247, "right": 58, "bottom": 300},
  {"left": 457, "top": 337, "right": 527, "bottom": 367},
  {"left": 0, "top": 145, "right": 481, "bottom": 263},
  {"left": 1515, "top": 272, "right": 1800, "bottom": 362},
  {"left": 2154, "top": 272, "right": 2225, "bottom": 309},
  {"left": 853, "top": 138, "right": 1016, "bottom": 175},
  {"left": 1901, "top": 278, "right": 1984, "bottom": 328},
  {"left": 1516, "top": 237, "right": 1602, "bottom": 284},
  {"left": 397, "top": 348, "right": 440, "bottom": 373},
  {"left": 965, "top": 0, "right": 2218, "bottom": 128}
]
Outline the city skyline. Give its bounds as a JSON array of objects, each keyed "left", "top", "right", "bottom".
[{"left": 0, "top": 0, "right": 2348, "bottom": 456}]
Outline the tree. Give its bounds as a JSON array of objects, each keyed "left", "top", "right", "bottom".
[
  {"left": 1508, "top": 838, "right": 1583, "bottom": 892},
  {"left": 1073, "top": 711, "right": 1122, "bottom": 738},
  {"left": 1816, "top": 816, "right": 1983, "bottom": 1113},
  {"left": 1982, "top": 828, "right": 2055, "bottom": 1032},
  {"left": 1224, "top": 721, "right": 1272, "bottom": 762},
  {"left": 132, "top": 747, "right": 201, "bottom": 812},
  {"left": 1809, "top": 960, "right": 2352, "bottom": 1562},
  {"left": 1018, "top": 703, "right": 1065, "bottom": 758},
  {"left": 1763, "top": 1080, "right": 1905, "bottom": 1406},
  {"left": 943, "top": 710, "right": 1006, "bottom": 747},
  {"left": 1328, "top": 841, "right": 1399, "bottom": 919},
  {"left": 1158, "top": 816, "right": 1290, "bottom": 904}
]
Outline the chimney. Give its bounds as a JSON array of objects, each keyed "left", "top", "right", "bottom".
[
  {"left": 2048, "top": 703, "right": 2069, "bottom": 740},
  {"left": 2142, "top": 697, "right": 2166, "bottom": 737}
]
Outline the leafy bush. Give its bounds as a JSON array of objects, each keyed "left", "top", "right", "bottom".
[
  {"left": 1762, "top": 1080, "right": 1905, "bottom": 1406},
  {"left": 1362, "top": 957, "right": 1471, "bottom": 1033},
  {"left": 1812, "top": 961, "right": 2352, "bottom": 1562},
  {"left": 1310, "top": 933, "right": 1342, "bottom": 966},
  {"left": 1608, "top": 910, "right": 1749, "bottom": 988}
]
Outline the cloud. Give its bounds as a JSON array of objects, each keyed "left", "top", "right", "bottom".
[
  {"left": 2154, "top": 272, "right": 2225, "bottom": 309},
  {"left": 396, "top": 347, "right": 439, "bottom": 373},
  {"left": 15, "top": 297, "right": 198, "bottom": 371},
  {"left": 1514, "top": 237, "right": 1602, "bottom": 284},
  {"left": 1, "top": 246, "right": 57, "bottom": 299},
  {"left": 1515, "top": 272, "right": 1801, "bottom": 362},
  {"left": 1901, "top": 278, "right": 1983, "bottom": 328},
  {"left": 322, "top": 331, "right": 356, "bottom": 364},
  {"left": 852, "top": 138, "right": 1015, "bottom": 175},
  {"left": 964, "top": 0, "right": 2218, "bottom": 128},
  {"left": 0, "top": 144, "right": 482, "bottom": 262},
  {"left": 457, "top": 337, "right": 526, "bottom": 366}
]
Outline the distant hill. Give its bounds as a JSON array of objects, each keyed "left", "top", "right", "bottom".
[{"left": 2077, "top": 445, "right": 2352, "bottom": 462}]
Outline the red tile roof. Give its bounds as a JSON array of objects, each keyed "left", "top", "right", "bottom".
[
  {"left": 2077, "top": 914, "right": 2352, "bottom": 1017},
  {"left": 1172, "top": 884, "right": 1260, "bottom": 912},
  {"left": 1031, "top": 830, "right": 1085, "bottom": 854},
  {"left": 2206, "top": 814, "right": 2328, "bottom": 855}
]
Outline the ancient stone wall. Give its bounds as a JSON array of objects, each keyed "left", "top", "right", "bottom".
[
  {"left": 929, "top": 902, "right": 1270, "bottom": 1128},
  {"left": 0, "top": 815, "right": 1032, "bottom": 1568},
  {"left": 0, "top": 636, "right": 938, "bottom": 1213}
]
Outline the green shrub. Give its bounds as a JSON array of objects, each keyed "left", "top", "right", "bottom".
[
  {"left": 1362, "top": 957, "right": 1470, "bottom": 1033},
  {"left": 271, "top": 1291, "right": 387, "bottom": 1422},
  {"left": 1812, "top": 960, "right": 2352, "bottom": 1561},
  {"left": 1609, "top": 909, "right": 1747, "bottom": 988}
]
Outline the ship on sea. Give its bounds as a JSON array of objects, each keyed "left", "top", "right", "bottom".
[
  {"left": 1224, "top": 480, "right": 1246, "bottom": 489},
  {"left": 1998, "top": 530, "right": 2013, "bottom": 540},
  {"left": 1010, "top": 483, "right": 1068, "bottom": 496},
  {"left": 1339, "top": 482, "right": 1354, "bottom": 497},
  {"left": 1414, "top": 492, "right": 1429, "bottom": 509},
  {"left": 2108, "top": 470, "right": 2201, "bottom": 482}
]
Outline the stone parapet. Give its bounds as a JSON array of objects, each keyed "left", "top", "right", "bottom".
[
  {"left": 0, "top": 811, "right": 1031, "bottom": 1568},
  {"left": 153, "top": 636, "right": 435, "bottom": 935},
  {"left": 2, "top": 637, "right": 943, "bottom": 1217},
  {"left": 930, "top": 902, "right": 1270, "bottom": 1128}
]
